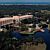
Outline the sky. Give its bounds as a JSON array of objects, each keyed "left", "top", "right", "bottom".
[{"left": 0, "top": 0, "right": 50, "bottom": 2}]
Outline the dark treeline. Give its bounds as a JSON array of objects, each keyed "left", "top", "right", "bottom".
[
  {"left": 0, "top": 5, "right": 50, "bottom": 15},
  {"left": 0, "top": 5, "right": 50, "bottom": 10},
  {"left": 0, "top": 5, "right": 50, "bottom": 18}
]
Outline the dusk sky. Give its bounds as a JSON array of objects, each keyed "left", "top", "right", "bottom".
[{"left": 0, "top": 0, "right": 50, "bottom": 2}]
